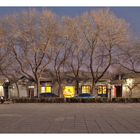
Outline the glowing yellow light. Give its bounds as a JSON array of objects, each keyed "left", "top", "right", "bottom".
[
  {"left": 82, "top": 85, "right": 90, "bottom": 93},
  {"left": 98, "top": 85, "right": 107, "bottom": 94},
  {"left": 28, "top": 86, "right": 34, "bottom": 89},
  {"left": 0, "top": 85, "right": 4, "bottom": 96},
  {"left": 98, "top": 86, "right": 102, "bottom": 94},
  {"left": 46, "top": 86, "right": 52, "bottom": 93},
  {"left": 63, "top": 86, "right": 75, "bottom": 98},
  {"left": 41, "top": 87, "right": 45, "bottom": 93},
  {"left": 103, "top": 86, "right": 107, "bottom": 94},
  {"left": 126, "top": 78, "right": 133, "bottom": 86}
]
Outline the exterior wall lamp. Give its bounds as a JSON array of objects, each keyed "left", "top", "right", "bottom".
[{"left": 126, "top": 78, "right": 134, "bottom": 87}]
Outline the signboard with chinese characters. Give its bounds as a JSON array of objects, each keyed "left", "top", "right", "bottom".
[{"left": 63, "top": 86, "right": 75, "bottom": 98}]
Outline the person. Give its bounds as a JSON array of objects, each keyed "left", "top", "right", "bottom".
[{"left": 0, "top": 96, "right": 4, "bottom": 104}]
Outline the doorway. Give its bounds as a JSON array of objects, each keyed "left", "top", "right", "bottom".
[
  {"left": 3, "top": 82, "right": 10, "bottom": 99},
  {"left": 115, "top": 85, "right": 122, "bottom": 97},
  {"left": 28, "top": 88, "right": 34, "bottom": 98}
]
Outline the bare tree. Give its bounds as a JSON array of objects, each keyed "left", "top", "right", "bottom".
[
  {"left": 0, "top": 8, "right": 130, "bottom": 98},
  {"left": 1, "top": 9, "right": 59, "bottom": 97},
  {"left": 67, "top": 47, "right": 86, "bottom": 95},
  {"left": 0, "top": 58, "right": 21, "bottom": 98},
  {"left": 62, "top": 17, "right": 87, "bottom": 95},
  {"left": 0, "top": 19, "right": 9, "bottom": 74},
  {"left": 127, "top": 84, "right": 138, "bottom": 98},
  {"left": 76, "top": 9, "right": 129, "bottom": 94},
  {"left": 125, "top": 78, "right": 139, "bottom": 98},
  {"left": 118, "top": 41, "right": 140, "bottom": 73},
  {"left": 0, "top": 19, "right": 21, "bottom": 98},
  {"left": 51, "top": 35, "right": 72, "bottom": 97}
]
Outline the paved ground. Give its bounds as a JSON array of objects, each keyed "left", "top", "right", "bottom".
[{"left": 0, "top": 103, "right": 140, "bottom": 133}]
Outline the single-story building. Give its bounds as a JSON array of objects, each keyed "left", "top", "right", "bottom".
[{"left": 2, "top": 71, "right": 140, "bottom": 98}]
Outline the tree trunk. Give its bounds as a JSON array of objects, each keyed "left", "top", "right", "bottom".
[
  {"left": 36, "top": 79, "right": 40, "bottom": 98},
  {"left": 129, "top": 89, "right": 133, "bottom": 98},
  {"left": 76, "top": 79, "right": 79, "bottom": 95},
  {"left": 15, "top": 82, "right": 20, "bottom": 98},
  {"left": 58, "top": 82, "right": 63, "bottom": 97},
  {"left": 91, "top": 79, "right": 96, "bottom": 95}
]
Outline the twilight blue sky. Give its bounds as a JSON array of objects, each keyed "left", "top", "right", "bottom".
[{"left": 0, "top": 7, "right": 140, "bottom": 37}]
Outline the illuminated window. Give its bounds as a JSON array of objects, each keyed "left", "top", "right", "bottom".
[
  {"left": 82, "top": 85, "right": 91, "bottom": 93},
  {"left": 103, "top": 86, "right": 107, "bottom": 94},
  {"left": 97, "top": 85, "right": 107, "bottom": 95},
  {"left": 45, "top": 86, "right": 52, "bottom": 93},
  {"left": 98, "top": 86, "right": 103, "bottom": 94},
  {"left": 41, "top": 87, "right": 45, "bottom": 93},
  {"left": 0, "top": 85, "right": 4, "bottom": 96}
]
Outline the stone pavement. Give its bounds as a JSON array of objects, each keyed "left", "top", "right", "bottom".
[{"left": 0, "top": 103, "right": 140, "bottom": 133}]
